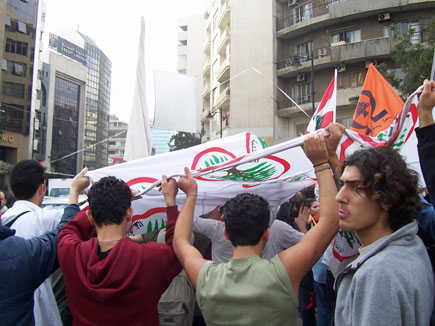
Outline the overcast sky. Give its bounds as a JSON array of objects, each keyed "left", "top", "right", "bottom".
[{"left": 44, "top": 0, "right": 207, "bottom": 123}]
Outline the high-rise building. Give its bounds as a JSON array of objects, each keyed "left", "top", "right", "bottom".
[
  {"left": 38, "top": 41, "right": 87, "bottom": 175},
  {"left": 177, "top": 14, "right": 206, "bottom": 133},
  {"left": 107, "top": 114, "right": 127, "bottom": 165},
  {"left": 151, "top": 125, "right": 174, "bottom": 155},
  {"left": 274, "top": 0, "right": 435, "bottom": 142},
  {"left": 78, "top": 32, "right": 111, "bottom": 170},
  {"left": 201, "top": 0, "right": 275, "bottom": 144},
  {"left": 0, "top": 0, "right": 44, "bottom": 170}
]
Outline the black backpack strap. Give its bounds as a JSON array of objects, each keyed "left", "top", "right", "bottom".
[{"left": 4, "top": 210, "right": 31, "bottom": 228}]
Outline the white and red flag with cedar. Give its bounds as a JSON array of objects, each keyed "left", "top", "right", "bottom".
[{"left": 306, "top": 70, "right": 337, "bottom": 133}]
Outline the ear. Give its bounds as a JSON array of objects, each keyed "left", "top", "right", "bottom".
[
  {"left": 86, "top": 209, "right": 96, "bottom": 226},
  {"left": 223, "top": 227, "right": 230, "bottom": 241},
  {"left": 38, "top": 183, "right": 45, "bottom": 196},
  {"left": 262, "top": 228, "right": 270, "bottom": 242},
  {"left": 126, "top": 207, "right": 134, "bottom": 222}
]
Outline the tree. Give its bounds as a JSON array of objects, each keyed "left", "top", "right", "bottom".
[
  {"left": 168, "top": 132, "right": 200, "bottom": 151},
  {"left": 377, "top": 17, "right": 435, "bottom": 98}
]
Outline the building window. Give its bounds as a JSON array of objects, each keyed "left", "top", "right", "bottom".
[
  {"left": 179, "top": 40, "right": 187, "bottom": 46},
  {"left": 2, "top": 81, "right": 25, "bottom": 98},
  {"left": 16, "top": 20, "right": 27, "bottom": 34},
  {"left": 2, "top": 59, "right": 7, "bottom": 71},
  {"left": 180, "top": 25, "right": 187, "bottom": 31},
  {"left": 294, "top": 82, "right": 311, "bottom": 104},
  {"left": 13, "top": 63, "right": 26, "bottom": 76},
  {"left": 295, "top": 41, "right": 313, "bottom": 61},
  {"left": 5, "top": 15, "right": 11, "bottom": 27},
  {"left": 383, "top": 21, "right": 421, "bottom": 44},
  {"left": 332, "top": 29, "right": 361, "bottom": 44},
  {"left": 337, "top": 72, "right": 365, "bottom": 89},
  {"left": 5, "top": 38, "right": 28, "bottom": 56},
  {"left": 293, "top": 2, "right": 312, "bottom": 24}
]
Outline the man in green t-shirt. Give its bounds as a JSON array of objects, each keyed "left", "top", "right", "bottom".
[{"left": 172, "top": 131, "right": 339, "bottom": 326}]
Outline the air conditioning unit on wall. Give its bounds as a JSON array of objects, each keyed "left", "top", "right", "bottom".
[
  {"left": 296, "top": 73, "right": 305, "bottom": 82},
  {"left": 335, "top": 63, "right": 346, "bottom": 72},
  {"left": 378, "top": 12, "right": 391, "bottom": 22}
]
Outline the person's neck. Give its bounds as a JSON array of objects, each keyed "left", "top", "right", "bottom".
[
  {"left": 96, "top": 223, "right": 126, "bottom": 252},
  {"left": 26, "top": 195, "right": 42, "bottom": 207},
  {"left": 232, "top": 242, "right": 264, "bottom": 259},
  {"left": 357, "top": 224, "right": 393, "bottom": 247}
]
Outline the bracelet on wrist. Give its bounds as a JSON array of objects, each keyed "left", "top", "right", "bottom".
[
  {"left": 313, "top": 161, "right": 329, "bottom": 168},
  {"left": 315, "top": 165, "right": 331, "bottom": 174}
]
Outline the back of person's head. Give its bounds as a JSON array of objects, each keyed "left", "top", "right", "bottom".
[
  {"left": 343, "top": 146, "right": 421, "bottom": 231},
  {"left": 276, "top": 201, "right": 291, "bottom": 222},
  {"left": 10, "top": 160, "right": 45, "bottom": 200},
  {"left": 305, "top": 198, "right": 315, "bottom": 208},
  {"left": 88, "top": 176, "right": 132, "bottom": 227},
  {"left": 289, "top": 191, "right": 306, "bottom": 219},
  {"left": 224, "top": 193, "right": 270, "bottom": 246},
  {"left": 301, "top": 186, "right": 315, "bottom": 200}
]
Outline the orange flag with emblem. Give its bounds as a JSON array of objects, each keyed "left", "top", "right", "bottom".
[{"left": 350, "top": 64, "right": 404, "bottom": 136}]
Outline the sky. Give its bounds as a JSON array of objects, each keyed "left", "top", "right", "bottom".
[{"left": 43, "top": 0, "right": 207, "bottom": 123}]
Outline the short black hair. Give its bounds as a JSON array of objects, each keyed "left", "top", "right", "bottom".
[
  {"left": 305, "top": 198, "right": 316, "bottom": 208},
  {"left": 87, "top": 176, "right": 132, "bottom": 227},
  {"left": 276, "top": 201, "right": 291, "bottom": 222},
  {"left": 342, "top": 147, "right": 421, "bottom": 231},
  {"left": 10, "top": 160, "right": 45, "bottom": 200},
  {"left": 224, "top": 193, "right": 270, "bottom": 246}
]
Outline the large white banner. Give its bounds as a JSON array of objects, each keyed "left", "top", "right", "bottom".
[
  {"left": 153, "top": 71, "right": 198, "bottom": 133},
  {"left": 87, "top": 132, "right": 316, "bottom": 235}
]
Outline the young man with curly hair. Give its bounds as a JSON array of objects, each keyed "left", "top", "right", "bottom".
[
  {"left": 334, "top": 146, "right": 434, "bottom": 325},
  {"left": 57, "top": 173, "right": 181, "bottom": 326}
]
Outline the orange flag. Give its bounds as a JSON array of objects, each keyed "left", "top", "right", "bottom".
[{"left": 350, "top": 64, "right": 404, "bottom": 136}]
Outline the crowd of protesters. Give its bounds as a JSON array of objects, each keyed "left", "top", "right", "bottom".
[{"left": 0, "top": 79, "right": 434, "bottom": 326}]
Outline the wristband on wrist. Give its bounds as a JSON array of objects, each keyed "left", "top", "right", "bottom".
[
  {"left": 315, "top": 165, "right": 331, "bottom": 174},
  {"left": 313, "top": 161, "right": 329, "bottom": 168}
]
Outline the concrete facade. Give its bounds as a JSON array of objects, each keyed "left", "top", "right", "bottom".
[
  {"left": 274, "top": 0, "right": 435, "bottom": 142},
  {"left": 40, "top": 50, "right": 87, "bottom": 174},
  {"left": 108, "top": 114, "right": 127, "bottom": 163},
  {"left": 202, "top": 0, "right": 275, "bottom": 145},
  {"left": 177, "top": 14, "right": 206, "bottom": 133}
]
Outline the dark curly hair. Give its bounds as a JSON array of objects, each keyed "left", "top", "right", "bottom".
[
  {"left": 11, "top": 160, "right": 45, "bottom": 200},
  {"left": 224, "top": 193, "right": 270, "bottom": 246},
  {"left": 88, "top": 176, "right": 132, "bottom": 227},
  {"left": 342, "top": 147, "right": 421, "bottom": 231}
]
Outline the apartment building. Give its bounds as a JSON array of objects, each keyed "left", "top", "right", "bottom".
[
  {"left": 201, "top": 0, "right": 275, "bottom": 145},
  {"left": 274, "top": 0, "right": 435, "bottom": 142}
]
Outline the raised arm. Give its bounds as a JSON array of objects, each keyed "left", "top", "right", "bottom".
[
  {"left": 416, "top": 80, "right": 435, "bottom": 202},
  {"left": 279, "top": 132, "right": 339, "bottom": 294},
  {"left": 325, "top": 122, "right": 345, "bottom": 176},
  {"left": 160, "top": 175, "right": 179, "bottom": 247},
  {"left": 173, "top": 167, "right": 207, "bottom": 288}
]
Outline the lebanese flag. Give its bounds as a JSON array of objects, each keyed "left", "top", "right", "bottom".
[{"left": 306, "top": 70, "right": 337, "bottom": 133}]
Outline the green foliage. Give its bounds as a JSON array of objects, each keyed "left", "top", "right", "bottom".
[
  {"left": 0, "top": 104, "right": 7, "bottom": 135},
  {"left": 168, "top": 131, "right": 201, "bottom": 151},
  {"left": 377, "top": 17, "right": 435, "bottom": 98}
]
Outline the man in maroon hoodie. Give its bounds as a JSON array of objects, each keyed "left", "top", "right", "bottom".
[{"left": 58, "top": 170, "right": 181, "bottom": 326}]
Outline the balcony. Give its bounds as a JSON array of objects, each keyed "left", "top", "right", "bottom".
[
  {"left": 276, "top": 0, "right": 433, "bottom": 39},
  {"left": 177, "top": 59, "right": 187, "bottom": 71},
  {"left": 177, "top": 45, "right": 187, "bottom": 56},
  {"left": 215, "top": 87, "right": 230, "bottom": 110},
  {"left": 177, "top": 31, "right": 187, "bottom": 42},
  {"left": 330, "top": 37, "right": 393, "bottom": 63},
  {"left": 217, "top": 1, "right": 230, "bottom": 28},
  {"left": 203, "top": 33, "right": 211, "bottom": 52},
  {"left": 217, "top": 31, "right": 230, "bottom": 55},
  {"left": 276, "top": 85, "right": 363, "bottom": 118},
  {"left": 216, "top": 58, "right": 230, "bottom": 83},
  {"left": 202, "top": 83, "right": 211, "bottom": 97},
  {"left": 203, "top": 58, "right": 211, "bottom": 75},
  {"left": 277, "top": 47, "right": 332, "bottom": 78}
]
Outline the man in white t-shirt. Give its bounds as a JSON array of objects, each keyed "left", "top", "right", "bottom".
[{"left": 1, "top": 160, "right": 62, "bottom": 326}]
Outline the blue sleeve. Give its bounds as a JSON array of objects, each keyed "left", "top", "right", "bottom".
[
  {"left": 28, "top": 204, "right": 80, "bottom": 287},
  {"left": 416, "top": 197, "right": 435, "bottom": 239}
]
